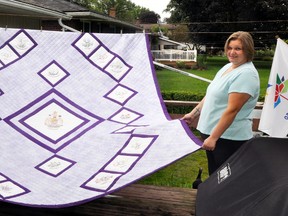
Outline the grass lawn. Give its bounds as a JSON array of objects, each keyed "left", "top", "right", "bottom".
[
  {"left": 138, "top": 56, "right": 272, "bottom": 188},
  {"left": 138, "top": 149, "right": 209, "bottom": 188},
  {"left": 156, "top": 56, "right": 272, "bottom": 99}
]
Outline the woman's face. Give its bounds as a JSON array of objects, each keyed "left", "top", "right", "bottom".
[{"left": 226, "top": 39, "right": 248, "bottom": 67}]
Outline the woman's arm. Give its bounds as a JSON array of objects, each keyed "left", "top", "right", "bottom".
[
  {"left": 202, "top": 92, "right": 251, "bottom": 151},
  {"left": 182, "top": 96, "right": 205, "bottom": 126}
]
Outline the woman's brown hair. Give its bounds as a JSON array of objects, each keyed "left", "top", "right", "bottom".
[{"left": 224, "top": 31, "right": 255, "bottom": 62}]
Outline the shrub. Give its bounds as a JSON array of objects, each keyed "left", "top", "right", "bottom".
[
  {"left": 255, "top": 49, "right": 274, "bottom": 61},
  {"left": 196, "top": 54, "right": 208, "bottom": 70},
  {"left": 161, "top": 91, "right": 205, "bottom": 114},
  {"left": 176, "top": 61, "right": 186, "bottom": 69}
]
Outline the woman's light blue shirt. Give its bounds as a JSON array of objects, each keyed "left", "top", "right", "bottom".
[{"left": 197, "top": 61, "right": 260, "bottom": 140}]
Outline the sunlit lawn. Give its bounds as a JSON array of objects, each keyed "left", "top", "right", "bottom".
[{"left": 156, "top": 56, "right": 271, "bottom": 99}]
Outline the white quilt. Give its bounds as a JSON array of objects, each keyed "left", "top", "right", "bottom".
[{"left": 0, "top": 28, "right": 201, "bottom": 207}]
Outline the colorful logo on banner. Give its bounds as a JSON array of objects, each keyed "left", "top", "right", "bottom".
[{"left": 273, "top": 74, "right": 288, "bottom": 108}]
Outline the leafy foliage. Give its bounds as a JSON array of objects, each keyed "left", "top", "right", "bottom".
[
  {"left": 69, "top": 0, "right": 151, "bottom": 22},
  {"left": 150, "top": 25, "right": 168, "bottom": 34},
  {"left": 139, "top": 11, "right": 160, "bottom": 24},
  {"left": 168, "top": 25, "right": 191, "bottom": 43},
  {"left": 166, "top": 0, "right": 288, "bottom": 49}
]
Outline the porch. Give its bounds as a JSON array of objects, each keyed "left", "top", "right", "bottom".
[{"left": 151, "top": 49, "right": 197, "bottom": 68}]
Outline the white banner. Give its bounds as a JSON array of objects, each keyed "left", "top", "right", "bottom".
[{"left": 259, "top": 38, "right": 288, "bottom": 137}]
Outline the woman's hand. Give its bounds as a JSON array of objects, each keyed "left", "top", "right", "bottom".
[
  {"left": 202, "top": 136, "right": 217, "bottom": 151},
  {"left": 182, "top": 98, "right": 205, "bottom": 127},
  {"left": 181, "top": 112, "right": 195, "bottom": 126},
  {"left": 202, "top": 92, "right": 251, "bottom": 151}
]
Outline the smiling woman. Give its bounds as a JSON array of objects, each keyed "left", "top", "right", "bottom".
[
  {"left": 182, "top": 31, "right": 260, "bottom": 176},
  {"left": 225, "top": 40, "right": 247, "bottom": 71}
]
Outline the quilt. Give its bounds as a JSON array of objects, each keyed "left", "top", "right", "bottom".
[{"left": 0, "top": 28, "right": 201, "bottom": 207}]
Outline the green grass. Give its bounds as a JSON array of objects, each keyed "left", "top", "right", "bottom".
[
  {"left": 137, "top": 56, "right": 272, "bottom": 188},
  {"left": 138, "top": 149, "right": 209, "bottom": 188},
  {"left": 156, "top": 56, "right": 272, "bottom": 99}
]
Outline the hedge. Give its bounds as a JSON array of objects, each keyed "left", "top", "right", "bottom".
[
  {"left": 161, "top": 91, "right": 204, "bottom": 114},
  {"left": 161, "top": 91, "right": 265, "bottom": 114}
]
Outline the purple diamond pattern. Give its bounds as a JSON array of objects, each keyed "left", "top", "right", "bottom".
[
  {"left": 19, "top": 98, "right": 90, "bottom": 144},
  {"left": 72, "top": 33, "right": 132, "bottom": 82},
  {"left": 0, "top": 173, "right": 30, "bottom": 200},
  {"left": 37, "top": 60, "right": 70, "bottom": 87},
  {"left": 81, "top": 172, "right": 122, "bottom": 192},
  {"left": 108, "top": 107, "right": 143, "bottom": 125},
  {"left": 35, "top": 155, "right": 76, "bottom": 177},
  {"left": 104, "top": 84, "right": 137, "bottom": 106},
  {"left": 89, "top": 46, "right": 114, "bottom": 69},
  {"left": 72, "top": 33, "right": 101, "bottom": 56},
  {"left": 0, "top": 29, "right": 37, "bottom": 70},
  {"left": 81, "top": 134, "right": 158, "bottom": 192},
  {"left": 103, "top": 56, "right": 132, "bottom": 82},
  {"left": 4, "top": 89, "right": 104, "bottom": 152},
  {"left": 0, "top": 45, "right": 19, "bottom": 65}
]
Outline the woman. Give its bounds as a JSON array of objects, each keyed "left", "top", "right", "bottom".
[{"left": 182, "top": 31, "right": 260, "bottom": 175}]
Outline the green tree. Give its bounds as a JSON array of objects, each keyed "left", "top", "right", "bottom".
[
  {"left": 69, "top": 0, "right": 150, "bottom": 23},
  {"left": 150, "top": 24, "right": 168, "bottom": 35},
  {"left": 139, "top": 11, "right": 160, "bottom": 24},
  {"left": 169, "top": 25, "right": 191, "bottom": 43},
  {"left": 165, "top": 0, "right": 288, "bottom": 49}
]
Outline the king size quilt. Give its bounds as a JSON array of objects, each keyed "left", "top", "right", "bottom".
[{"left": 0, "top": 28, "right": 201, "bottom": 207}]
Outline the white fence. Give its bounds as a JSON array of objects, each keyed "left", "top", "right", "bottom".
[{"left": 151, "top": 49, "right": 197, "bottom": 62}]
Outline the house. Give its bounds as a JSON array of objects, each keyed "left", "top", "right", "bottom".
[
  {"left": 138, "top": 23, "right": 197, "bottom": 67},
  {"left": 151, "top": 36, "right": 197, "bottom": 68},
  {"left": 0, "top": 0, "right": 142, "bottom": 33},
  {"left": 0, "top": 0, "right": 196, "bottom": 68}
]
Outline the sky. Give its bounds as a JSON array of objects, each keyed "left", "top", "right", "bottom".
[{"left": 129, "top": 0, "right": 171, "bottom": 21}]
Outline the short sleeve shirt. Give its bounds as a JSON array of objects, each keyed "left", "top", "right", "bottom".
[{"left": 197, "top": 62, "right": 260, "bottom": 140}]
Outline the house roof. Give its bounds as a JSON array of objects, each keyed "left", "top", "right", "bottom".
[
  {"left": 0, "top": 0, "right": 142, "bottom": 30},
  {"left": 0, "top": 0, "right": 72, "bottom": 19},
  {"left": 140, "top": 23, "right": 178, "bottom": 32},
  {"left": 16, "top": 0, "right": 89, "bottom": 13},
  {"left": 159, "top": 37, "right": 187, "bottom": 47}
]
